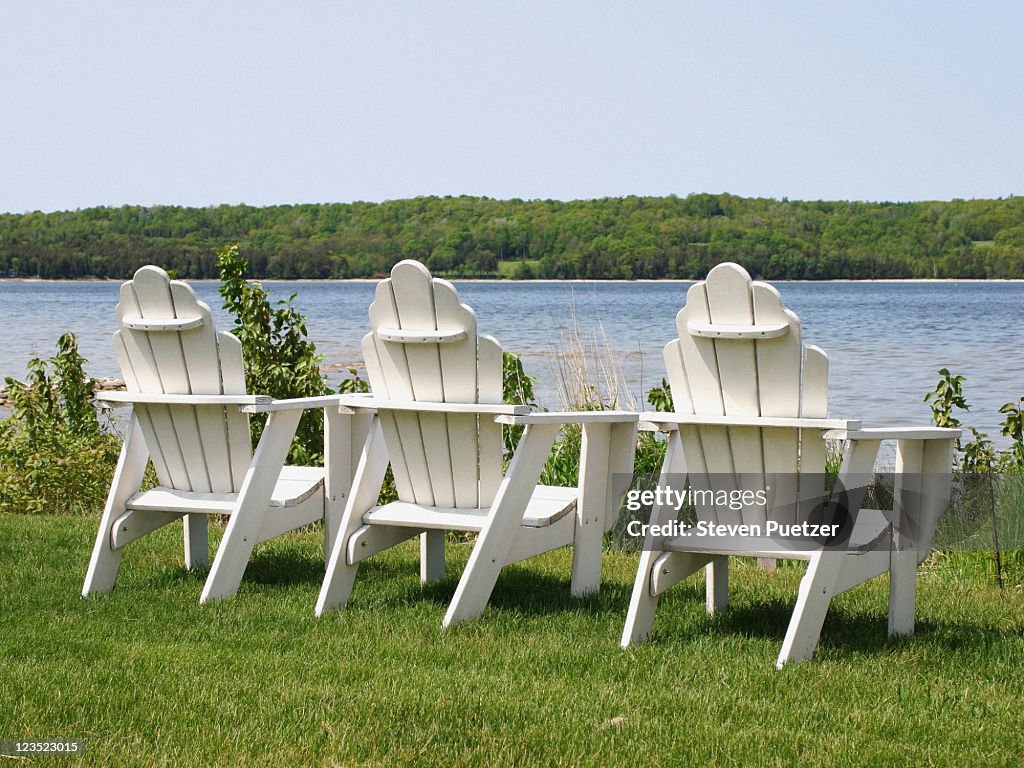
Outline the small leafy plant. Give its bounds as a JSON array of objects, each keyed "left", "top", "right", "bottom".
[
  {"left": 0, "top": 334, "right": 120, "bottom": 515},
  {"left": 217, "top": 244, "right": 330, "bottom": 465}
]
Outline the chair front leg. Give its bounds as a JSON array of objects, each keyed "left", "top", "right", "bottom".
[
  {"left": 777, "top": 437, "right": 879, "bottom": 667},
  {"left": 200, "top": 409, "right": 302, "bottom": 603},
  {"left": 443, "top": 423, "right": 560, "bottom": 627},
  {"left": 83, "top": 414, "right": 149, "bottom": 596},
  {"left": 621, "top": 430, "right": 685, "bottom": 647},
  {"left": 316, "top": 417, "right": 390, "bottom": 615}
]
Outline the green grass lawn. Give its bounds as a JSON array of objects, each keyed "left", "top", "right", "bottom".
[{"left": 1, "top": 514, "right": 1022, "bottom": 767}]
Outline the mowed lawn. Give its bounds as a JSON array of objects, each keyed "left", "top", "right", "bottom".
[{"left": 1, "top": 514, "right": 1022, "bottom": 767}]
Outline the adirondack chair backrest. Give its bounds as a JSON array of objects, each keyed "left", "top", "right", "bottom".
[
  {"left": 113, "top": 266, "right": 253, "bottom": 493},
  {"left": 664, "top": 262, "right": 830, "bottom": 527},
  {"left": 362, "top": 260, "right": 504, "bottom": 509}
]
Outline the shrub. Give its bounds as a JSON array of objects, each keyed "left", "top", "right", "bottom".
[
  {"left": 217, "top": 244, "right": 329, "bottom": 465},
  {"left": 0, "top": 334, "right": 120, "bottom": 515}
]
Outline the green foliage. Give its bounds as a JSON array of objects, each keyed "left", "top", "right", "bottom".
[
  {"left": 998, "top": 398, "right": 1024, "bottom": 469},
  {"left": 501, "top": 351, "right": 536, "bottom": 460},
  {"left": 217, "top": 244, "right": 329, "bottom": 465},
  {"left": 4, "top": 194, "right": 1024, "bottom": 280},
  {"left": 925, "top": 368, "right": 1004, "bottom": 472},
  {"left": 0, "top": 334, "right": 120, "bottom": 514},
  {"left": 646, "top": 378, "right": 673, "bottom": 413}
]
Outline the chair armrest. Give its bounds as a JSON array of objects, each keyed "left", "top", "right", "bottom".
[
  {"left": 639, "top": 411, "right": 857, "bottom": 432},
  {"left": 335, "top": 394, "right": 531, "bottom": 417},
  {"left": 824, "top": 426, "right": 961, "bottom": 441},
  {"left": 241, "top": 395, "right": 345, "bottom": 413},
  {"left": 97, "top": 391, "right": 272, "bottom": 408},
  {"left": 494, "top": 410, "right": 639, "bottom": 426}
]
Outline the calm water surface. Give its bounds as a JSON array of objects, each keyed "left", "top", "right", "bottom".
[{"left": 1, "top": 279, "right": 1021, "bottom": 446}]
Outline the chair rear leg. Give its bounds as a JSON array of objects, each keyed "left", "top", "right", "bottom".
[
  {"left": 706, "top": 556, "right": 729, "bottom": 614},
  {"left": 420, "top": 530, "right": 446, "bottom": 584},
  {"left": 888, "top": 548, "right": 917, "bottom": 637},
  {"left": 83, "top": 416, "right": 148, "bottom": 596},
  {"left": 184, "top": 514, "right": 209, "bottom": 569}
]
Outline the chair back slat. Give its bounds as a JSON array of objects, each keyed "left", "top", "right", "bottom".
[
  {"left": 363, "top": 261, "right": 503, "bottom": 509},
  {"left": 113, "top": 266, "right": 252, "bottom": 493},
  {"left": 665, "top": 263, "right": 830, "bottom": 527}
]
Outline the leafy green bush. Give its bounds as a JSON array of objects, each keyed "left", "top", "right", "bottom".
[
  {"left": 217, "top": 244, "right": 330, "bottom": 465},
  {"left": 0, "top": 334, "right": 120, "bottom": 515},
  {"left": 924, "top": 368, "right": 1023, "bottom": 471}
]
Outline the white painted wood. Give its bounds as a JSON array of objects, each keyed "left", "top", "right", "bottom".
[
  {"left": 242, "top": 395, "right": 343, "bottom": 412},
  {"left": 605, "top": 421, "right": 640, "bottom": 530},
  {"left": 121, "top": 315, "right": 204, "bottom": 331},
  {"left": 82, "top": 415, "right": 149, "bottom": 595},
  {"left": 216, "top": 331, "right": 253, "bottom": 493},
  {"left": 443, "top": 422, "right": 560, "bottom": 626},
  {"left": 342, "top": 398, "right": 530, "bottom": 416},
  {"left": 324, "top": 408, "right": 370, "bottom": 562},
  {"left": 420, "top": 530, "right": 446, "bottom": 584},
  {"left": 109, "top": 508, "right": 182, "bottom": 549},
  {"left": 842, "top": 427, "right": 961, "bottom": 441},
  {"left": 687, "top": 321, "right": 789, "bottom": 339},
  {"left": 367, "top": 276, "right": 431, "bottom": 505},
  {"left": 361, "top": 332, "right": 415, "bottom": 503},
  {"left": 318, "top": 259, "right": 640, "bottom": 626},
  {"left": 641, "top": 413, "right": 855, "bottom": 430},
  {"left": 347, "top": 524, "right": 422, "bottom": 565},
  {"left": 363, "top": 486, "right": 577, "bottom": 531},
  {"left": 705, "top": 556, "right": 729, "bottom": 614},
  {"left": 776, "top": 437, "right": 880, "bottom": 667},
  {"left": 376, "top": 327, "right": 467, "bottom": 343},
  {"left": 832, "top": 550, "right": 890, "bottom": 596},
  {"left": 201, "top": 408, "right": 302, "bottom": 602},
  {"left": 391, "top": 261, "right": 455, "bottom": 508},
  {"left": 621, "top": 430, "right": 686, "bottom": 647},
  {"left": 887, "top": 548, "right": 917, "bottom": 636},
  {"left": 495, "top": 410, "right": 640, "bottom": 425},
  {"left": 132, "top": 267, "right": 210, "bottom": 493},
  {"left": 754, "top": 283, "right": 802, "bottom": 527},
  {"left": 435, "top": 275, "right": 483, "bottom": 509},
  {"left": 97, "top": 391, "right": 270, "bottom": 406},
  {"left": 503, "top": 513, "right": 575, "bottom": 565},
  {"left": 317, "top": 417, "right": 392, "bottom": 614},
  {"left": 650, "top": 551, "right": 712, "bottom": 596},
  {"left": 571, "top": 422, "right": 611, "bottom": 597},
  {"left": 254, "top": 492, "right": 324, "bottom": 545},
  {"left": 183, "top": 515, "right": 209, "bottom": 569},
  {"left": 629, "top": 262, "right": 957, "bottom": 668},
  {"left": 126, "top": 467, "right": 323, "bottom": 514},
  {"left": 477, "top": 335, "right": 504, "bottom": 508},
  {"left": 87, "top": 266, "right": 331, "bottom": 602}
]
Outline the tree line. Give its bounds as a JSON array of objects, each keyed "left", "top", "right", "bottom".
[{"left": 2, "top": 193, "right": 1023, "bottom": 280}]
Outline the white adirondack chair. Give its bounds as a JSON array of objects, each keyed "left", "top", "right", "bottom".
[
  {"left": 621, "top": 262, "right": 959, "bottom": 667},
  {"left": 316, "top": 260, "right": 638, "bottom": 626},
  {"left": 83, "top": 266, "right": 363, "bottom": 602}
]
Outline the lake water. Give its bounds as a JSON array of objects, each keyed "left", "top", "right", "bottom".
[{"left": 1, "top": 278, "right": 1021, "bottom": 447}]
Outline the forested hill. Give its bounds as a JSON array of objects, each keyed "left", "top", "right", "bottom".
[{"left": 2, "top": 194, "right": 1024, "bottom": 280}]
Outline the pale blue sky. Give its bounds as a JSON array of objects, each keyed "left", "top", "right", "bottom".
[{"left": 2, "top": 1, "right": 1021, "bottom": 213}]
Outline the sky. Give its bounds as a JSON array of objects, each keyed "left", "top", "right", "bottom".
[{"left": 1, "top": 1, "right": 1021, "bottom": 213}]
